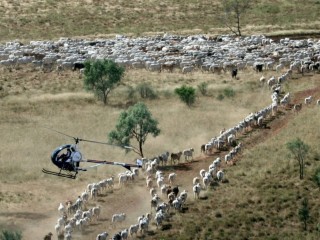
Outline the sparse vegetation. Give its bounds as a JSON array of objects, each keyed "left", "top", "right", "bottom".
[
  {"left": 175, "top": 85, "right": 196, "bottom": 107},
  {"left": 217, "top": 93, "right": 225, "bottom": 101},
  {"left": 0, "top": 230, "right": 22, "bottom": 240},
  {"left": 286, "top": 138, "right": 310, "bottom": 180},
  {"left": 136, "top": 82, "right": 157, "bottom": 99},
  {"left": 197, "top": 82, "right": 209, "bottom": 96},
  {"left": 223, "top": 87, "right": 236, "bottom": 98},
  {"left": 299, "top": 198, "right": 310, "bottom": 231},
  {"left": 312, "top": 167, "right": 320, "bottom": 188}
]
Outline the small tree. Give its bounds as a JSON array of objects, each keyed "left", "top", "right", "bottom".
[
  {"left": 220, "top": 0, "right": 252, "bottom": 36},
  {"left": 108, "top": 102, "right": 160, "bottom": 157},
  {"left": 175, "top": 85, "right": 196, "bottom": 107},
  {"left": 286, "top": 138, "right": 309, "bottom": 180},
  {"left": 299, "top": 198, "right": 310, "bottom": 231},
  {"left": 83, "top": 59, "right": 125, "bottom": 104}
]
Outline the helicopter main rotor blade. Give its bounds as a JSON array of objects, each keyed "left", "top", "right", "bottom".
[
  {"left": 41, "top": 125, "right": 133, "bottom": 149},
  {"left": 77, "top": 138, "right": 132, "bottom": 149},
  {"left": 41, "top": 126, "right": 78, "bottom": 140}
]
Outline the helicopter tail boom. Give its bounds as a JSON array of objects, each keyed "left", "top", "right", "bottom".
[{"left": 86, "top": 159, "right": 142, "bottom": 171}]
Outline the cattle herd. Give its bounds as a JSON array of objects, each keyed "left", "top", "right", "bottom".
[
  {"left": 4, "top": 33, "right": 319, "bottom": 240},
  {"left": 0, "top": 33, "right": 320, "bottom": 75}
]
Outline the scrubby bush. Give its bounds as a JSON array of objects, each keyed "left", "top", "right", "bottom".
[
  {"left": 217, "top": 93, "right": 224, "bottom": 101},
  {"left": 136, "top": 82, "right": 157, "bottom": 99},
  {"left": 175, "top": 85, "right": 196, "bottom": 107},
  {"left": 126, "top": 85, "right": 135, "bottom": 99},
  {"left": 0, "top": 230, "right": 22, "bottom": 240},
  {"left": 197, "top": 82, "right": 208, "bottom": 96},
  {"left": 223, "top": 87, "right": 235, "bottom": 98}
]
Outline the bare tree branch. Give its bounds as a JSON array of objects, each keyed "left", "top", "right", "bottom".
[{"left": 220, "top": 0, "right": 252, "bottom": 36}]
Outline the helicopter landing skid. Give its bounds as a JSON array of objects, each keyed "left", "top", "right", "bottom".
[{"left": 42, "top": 168, "right": 77, "bottom": 179}]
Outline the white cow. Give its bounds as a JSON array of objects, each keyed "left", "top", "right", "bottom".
[
  {"left": 112, "top": 213, "right": 126, "bottom": 225},
  {"left": 305, "top": 96, "right": 312, "bottom": 105},
  {"left": 183, "top": 148, "right": 194, "bottom": 161},
  {"left": 96, "top": 232, "right": 108, "bottom": 240},
  {"left": 193, "top": 183, "right": 201, "bottom": 199}
]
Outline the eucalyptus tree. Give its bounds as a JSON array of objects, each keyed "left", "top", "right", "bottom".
[
  {"left": 83, "top": 59, "right": 125, "bottom": 104},
  {"left": 108, "top": 102, "right": 160, "bottom": 157}
]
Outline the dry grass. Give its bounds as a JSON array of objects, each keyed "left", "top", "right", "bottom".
[
  {"left": 0, "top": 67, "right": 274, "bottom": 183},
  {"left": 149, "top": 81, "right": 320, "bottom": 240},
  {"left": 1, "top": 62, "right": 320, "bottom": 239},
  {"left": 0, "top": 0, "right": 319, "bottom": 42}
]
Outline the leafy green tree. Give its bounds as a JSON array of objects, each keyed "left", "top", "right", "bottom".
[
  {"left": 220, "top": 0, "right": 252, "bottom": 36},
  {"left": 175, "top": 85, "right": 196, "bottom": 107},
  {"left": 0, "top": 230, "right": 22, "bottom": 240},
  {"left": 299, "top": 198, "right": 310, "bottom": 231},
  {"left": 108, "top": 102, "right": 160, "bottom": 157},
  {"left": 286, "top": 138, "right": 309, "bottom": 180},
  {"left": 83, "top": 59, "right": 125, "bottom": 104}
]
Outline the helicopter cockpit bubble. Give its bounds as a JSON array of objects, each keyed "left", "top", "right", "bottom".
[{"left": 71, "top": 151, "right": 82, "bottom": 162}]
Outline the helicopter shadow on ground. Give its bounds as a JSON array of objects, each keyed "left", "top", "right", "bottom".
[
  {"left": 157, "top": 162, "right": 193, "bottom": 172},
  {"left": 0, "top": 212, "right": 48, "bottom": 220}
]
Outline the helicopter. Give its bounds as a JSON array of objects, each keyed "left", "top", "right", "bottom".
[{"left": 42, "top": 128, "right": 142, "bottom": 179}]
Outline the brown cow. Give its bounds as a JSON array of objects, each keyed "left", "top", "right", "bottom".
[
  {"left": 170, "top": 151, "right": 182, "bottom": 165},
  {"left": 44, "top": 232, "right": 53, "bottom": 240},
  {"left": 293, "top": 103, "right": 302, "bottom": 113}
]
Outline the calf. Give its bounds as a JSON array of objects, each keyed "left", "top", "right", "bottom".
[
  {"left": 305, "top": 96, "right": 312, "bottom": 105},
  {"left": 200, "top": 144, "right": 205, "bottom": 154},
  {"left": 73, "top": 62, "right": 85, "bottom": 71},
  {"left": 293, "top": 103, "right": 302, "bottom": 113},
  {"left": 255, "top": 64, "right": 263, "bottom": 72},
  {"left": 231, "top": 68, "right": 238, "bottom": 78},
  {"left": 43, "top": 232, "right": 53, "bottom": 240}
]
